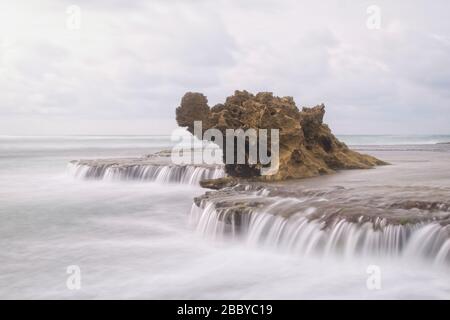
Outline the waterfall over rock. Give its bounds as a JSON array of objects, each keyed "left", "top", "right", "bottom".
[
  {"left": 68, "top": 160, "right": 225, "bottom": 185},
  {"left": 190, "top": 185, "right": 450, "bottom": 264}
]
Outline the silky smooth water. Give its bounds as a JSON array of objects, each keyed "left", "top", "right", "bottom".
[{"left": 0, "top": 136, "right": 449, "bottom": 299}]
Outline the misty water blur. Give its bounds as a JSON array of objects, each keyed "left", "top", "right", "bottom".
[{"left": 0, "top": 135, "right": 449, "bottom": 299}]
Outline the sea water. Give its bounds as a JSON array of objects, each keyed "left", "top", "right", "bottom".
[{"left": 0, "top": 135, "right": 449, "bottom": 299}]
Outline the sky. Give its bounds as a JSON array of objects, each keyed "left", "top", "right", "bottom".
[{"left": 0, "top": 0, "right": 449, "bottom": 135}]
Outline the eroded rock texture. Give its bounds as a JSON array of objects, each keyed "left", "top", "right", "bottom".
[{"left": 176, "top": 90, "right": 386, "bottom": 182}]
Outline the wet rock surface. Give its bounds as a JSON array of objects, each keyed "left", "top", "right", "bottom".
[{"left": 194, "top": 183, "right": 450, "bottom": 228}]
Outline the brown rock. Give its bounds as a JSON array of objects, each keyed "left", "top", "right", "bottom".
[
  {"left": 199, "top": 177, "right": 239, "bottom": 190},
  {"left": 176, "top": 90, "right": 387, "bottom": 183}
]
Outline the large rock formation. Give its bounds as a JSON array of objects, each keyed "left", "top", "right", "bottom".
[{"left": 176, "top": 90, "right": 386, "bottom": 183}]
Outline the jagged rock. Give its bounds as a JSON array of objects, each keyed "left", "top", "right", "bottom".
[{"left": 176, "top": 90, "right": 387, "bottom": 183}]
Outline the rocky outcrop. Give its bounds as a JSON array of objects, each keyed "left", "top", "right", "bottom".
[{"left": 176, "top": 90, "right": 386, "bottom": 184}]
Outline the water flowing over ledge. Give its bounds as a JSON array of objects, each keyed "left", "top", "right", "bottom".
[
  {"left": 190, "top": 185, "right": 450, "bottom": 265},
  {"left": 68, "top": 160, "right": 225, "bottom": 185}
]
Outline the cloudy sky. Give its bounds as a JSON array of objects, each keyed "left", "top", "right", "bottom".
[{"left": 0, "top": 0, "right": 449, "bottom": 135}]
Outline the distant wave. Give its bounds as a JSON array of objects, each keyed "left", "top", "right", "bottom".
[
  {"left": 337, "top": 135, "right": 450, "bottom": 146},
  {"left": 0, "top": 135, "right": 173, "bottom": 140}
]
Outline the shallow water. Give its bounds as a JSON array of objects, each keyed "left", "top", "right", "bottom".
[{"left": 0, "top": 136, "right": 449, "bottom": 299}]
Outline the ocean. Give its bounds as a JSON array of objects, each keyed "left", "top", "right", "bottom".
[{"left": 0, "top": 135, "right": 449, "bottom": 299}]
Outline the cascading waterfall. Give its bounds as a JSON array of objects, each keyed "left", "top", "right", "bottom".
[
  {"left": 68, "top": 161, "right": 225, "bottom": 185},
  {"left": 190, "top": 195, "right": 450, "bottom": 264}
]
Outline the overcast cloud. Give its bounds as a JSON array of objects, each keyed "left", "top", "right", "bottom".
[{"left": 0, "top": 0, "right": 449, "bottom": 135}]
